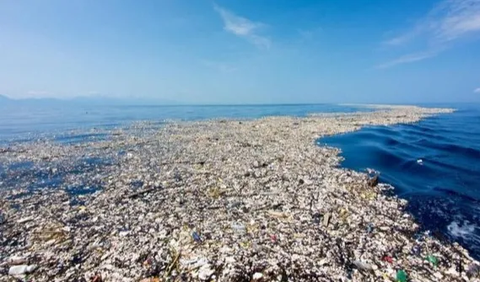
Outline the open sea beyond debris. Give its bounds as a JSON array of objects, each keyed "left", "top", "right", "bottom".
[
  {"left": 321, "top": 103, "right": 480, "bottom": 260},
  {"left": 1, "top": 103, "right": 479, "bottom": 260}
]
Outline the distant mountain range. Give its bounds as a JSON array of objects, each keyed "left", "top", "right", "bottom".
[{"left": 0, "top": 94, "right": 182, "bottom": 106}]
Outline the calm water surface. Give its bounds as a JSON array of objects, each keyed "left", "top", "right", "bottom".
[{"left": 0, "top": 103, "right": 363, "bottom": 143}]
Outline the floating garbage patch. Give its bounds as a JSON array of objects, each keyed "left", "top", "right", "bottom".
[
  {"left": 0, "top": 106, "right": 479, "bottom": 281},
  {"left": 54, "top": 132, "right": 111, "bottom": 145},
  {"left": 0, "top": 139, "right": 117, "bottom": 208}
]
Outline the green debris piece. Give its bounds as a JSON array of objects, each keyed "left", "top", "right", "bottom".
[
  {"left": 396, "top": 269, "right": 407, "bottom": 282},
  {"left": 426, "top": 255, "right": 438, "bottom": 266}
]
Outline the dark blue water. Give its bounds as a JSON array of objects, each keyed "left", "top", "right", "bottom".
[
  {"left": 321, "top": 104, "right": 480, "bottom": 260},
  {"left": 0, "top": 103, "right": 365, "bottom": 143}
]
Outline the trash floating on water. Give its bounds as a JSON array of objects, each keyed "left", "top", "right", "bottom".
[
  {"left": 467, "top": 263, "right": 480, "bottom": 278},
  {"left": 90, "top": 273, "right": 103, "bottom": 282},
  {"left": 367, "top": 174, "right": 379, "bottom": 187},
  {"left": 353, "top": 260, "right": 374, "bottom": 271},
  {"left": 191, "top": 231, "right": 202, "bottom": 243},
  {"left": 231, "top": 222, "right": 247, "bottom": 235},
  {"left": 382, "top": 255, "right": 393, "bottom": 264},
  {"left": 426, "top": 254, "right": 439, "bottom": 266},
  {"left": 8, "top": 265, "right": 37, "bottom": 276},
  {"left": 322, "top": 212, "right": 331, "bottom": 227},
  {"left": 0, "top": 106, "right": 475, "bottom": 281},
  {"left": 396, "top": 269, "right": 408, "bottom": 282},
  {"left": 366, "top": 222, "right": 374, "bottom": 233}
]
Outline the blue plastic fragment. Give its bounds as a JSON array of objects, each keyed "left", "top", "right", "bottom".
[
  {"left": 366, "top": 223, "right": 374, "bottom": 233},
  {"left": 192, "top": 231, "right": 202, "bottom": 242},
  {"left": 412, "top": 245, "right": 422, "bottom": 256}
]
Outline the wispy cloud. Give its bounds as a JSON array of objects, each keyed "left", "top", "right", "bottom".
[
  {"left": 376, "top": 51, "right": 440, "bottom": 69},
  {"left": 380, "top": 0, "right": 480, "bottom": 67},
  {"left": 384, "top": 25, "right": 427, "bottom": 46},
  {"left": 474, "top": 87, "right": 480, "bottom": 93},
  {"left": 213, "top": 4, "right": 271, "bottom": 49},
  {"left": 433, "top": 0, "right": 480, "bottom": 42}
]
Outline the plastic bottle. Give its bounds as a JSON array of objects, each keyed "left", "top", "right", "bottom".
[
  {"left": 396, "top": 269, "right": 407, "bottom": 282},
  {"left": 426, "top": 255, "right": 438, "bottom": 266},
  {"left": 366, "top": 223, "right": 374, "bottom": 233},
  {"left": 467, "top": 264, "right": 480, "bottom": 278},
  {"left": 231, "top": 222, "right": 246, "bottom": 235},
  {"left": 191, "top": 231, "right": 202, "bottom": 242},
  {"left": 353, "top": 260, "right": 373, "bottom": 271},
  {"left": 8, "top": 265, "right": 37, "bottom": 276}
]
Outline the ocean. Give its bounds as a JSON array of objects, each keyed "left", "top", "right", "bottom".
[
  {"left": 322, "top": 104, "right": 480, "bottom": 260},
  {"left": 0, "top": 103, "right": 364, "bottom": 143},
  {"left": 1, "top": 103, "right": 479, "bottom": 259}
]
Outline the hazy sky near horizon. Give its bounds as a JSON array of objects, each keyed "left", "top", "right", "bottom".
[{"left": 1, "top": 0, "right": 480, "bottom": 104}]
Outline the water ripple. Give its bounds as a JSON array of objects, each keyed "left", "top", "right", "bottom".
[{"left": 321, "top": 105, "right": 480, "bottom": 259}]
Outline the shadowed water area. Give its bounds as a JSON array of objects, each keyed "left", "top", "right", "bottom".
[{"left": 321, "top": 104, "right": 480, "bottom": 260}]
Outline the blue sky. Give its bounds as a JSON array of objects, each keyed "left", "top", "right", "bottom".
[{"left": 1, "top": 0, "right": 480, "bottom": 104}]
